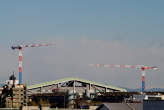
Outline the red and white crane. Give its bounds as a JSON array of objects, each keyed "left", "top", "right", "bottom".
[
  {"left": 11, "top": 43, "right": 55, "bottom": 84},
  {"left": 89, "top": 64, "right": 158, "bottom": 92}
]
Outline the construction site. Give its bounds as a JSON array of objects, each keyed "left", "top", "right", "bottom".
[
  {"left": 0, "top": 43, "right": 163, "bottom": 110},
  {"left": 1, "top": 74, "right": 164, "bottom": 110},
  {"left": 2, "top": 0, "right": 164, "bottom": 109}
]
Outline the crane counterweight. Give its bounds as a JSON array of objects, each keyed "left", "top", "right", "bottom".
[{"left": 11, "top": 46, "right": 22, "bottom": 50}]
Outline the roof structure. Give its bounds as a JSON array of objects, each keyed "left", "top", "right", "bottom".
[{"left": 27, "top": 77, "right": 126, "bottom": 92}]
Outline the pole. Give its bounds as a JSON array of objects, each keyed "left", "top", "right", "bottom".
[
  {"left": 18, "top": 48, "right": 23, "bottom": 84},
  {"left": 141, "top": 67, "right": 145, "bottom": 93},
  {"left": 73, "top": 80, "right": 75, "bottom": 109}
]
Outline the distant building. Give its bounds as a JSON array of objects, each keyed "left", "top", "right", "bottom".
[{"left": 0, "top": 74, "right": 27, "bottom": 108}]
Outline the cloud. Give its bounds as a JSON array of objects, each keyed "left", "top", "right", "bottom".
[{"left": 0, "top": 38, "right": 163, "bottom": 89}]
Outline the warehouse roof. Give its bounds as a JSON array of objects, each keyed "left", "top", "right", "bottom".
[{"left": 27, "top": 77, "right": 126, "bottom": 92}]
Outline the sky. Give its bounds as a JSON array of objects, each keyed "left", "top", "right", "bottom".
[{"left": 0, "top": 0, "right": 164, "bottom": 89}]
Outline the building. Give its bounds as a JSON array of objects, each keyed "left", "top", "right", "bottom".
[
  {"left": 28, "top": 77, "right": 126, "bottom": 94},
  {"left": 27, "top": 77, "right": 126, "bottom": 108},
  {"left": 0, "top": 74, "right": 27, "bottom": 108}
]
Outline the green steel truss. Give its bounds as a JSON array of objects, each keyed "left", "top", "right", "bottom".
[{"left": 27, "top": 77, "right": 126, "bottom": 92}]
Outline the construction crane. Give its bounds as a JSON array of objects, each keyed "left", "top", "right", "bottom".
[
  {"left": 11, "top": 43, "right": 55, "bottom": 84},
  {"left": 89, "top": 64, "right": 158, "bottom": 93}
]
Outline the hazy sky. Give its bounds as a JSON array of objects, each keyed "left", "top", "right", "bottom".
[{"left": 0, "top": 1, "right": 164, "bottom": 89}]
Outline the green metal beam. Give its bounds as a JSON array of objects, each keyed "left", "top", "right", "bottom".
[{"left": 27, "top": 77, "right": 126, "bottom": 92}]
